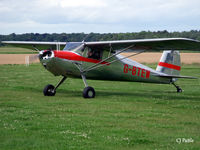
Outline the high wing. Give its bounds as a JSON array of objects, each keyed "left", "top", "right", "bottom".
[
  {"left": 1, "top": 41, "right": 66, "bottom": 50},
  {"left": 84, "top": 38, "right": 200, "bottom": 51},
  {"left": 2, "top": 38, "right": 200, "bottom": 51}
]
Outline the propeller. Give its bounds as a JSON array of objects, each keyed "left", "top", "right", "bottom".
[
  {"left": 26, "top": 45, "right": 55, "bottom": 64},
  {"left": 25, "top": 54, "right": 39, "bottom": 66},
  {"left": 29, "top": 54, "right": 39, "bottom": 63},
  {"left": 25, "top": 46, "right": 40, "bottom": 65}
]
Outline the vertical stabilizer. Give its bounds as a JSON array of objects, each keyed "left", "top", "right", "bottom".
[{"left": 156, "top": 50, "right": 181, "bottom": 75}]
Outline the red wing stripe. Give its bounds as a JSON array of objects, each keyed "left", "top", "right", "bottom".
[{"left": 158, "top": 62, "right": 181, "bottom": 71}]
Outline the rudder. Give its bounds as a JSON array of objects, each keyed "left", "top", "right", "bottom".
[{"left": 156, "top": 50, "right": 181, "bottom": 75}]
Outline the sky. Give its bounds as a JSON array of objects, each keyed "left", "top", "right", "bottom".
[{"left": 0, "top": 0, "right": 200, "bottom": 34}]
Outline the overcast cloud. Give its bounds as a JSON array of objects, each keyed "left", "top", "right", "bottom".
[{"left": 0, "top": 0, "right": 200, "bottom": 34}]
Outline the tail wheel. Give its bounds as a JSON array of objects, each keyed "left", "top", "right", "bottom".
[
  {"left": 43, "top": 84, "right": 56, "bottom": 96},
  {"left": 177, "top": 86, "right": 182, "bottom": 93},
  {"left": 83, "top": 86, "right": 95, "bottom": 98}
]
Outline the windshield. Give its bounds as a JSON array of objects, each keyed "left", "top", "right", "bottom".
[{"left": 63, "top": 42, "right": 83, "bottom": 51}]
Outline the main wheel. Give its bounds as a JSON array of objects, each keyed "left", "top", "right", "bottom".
[
  {"left": 43, "top": 84, "right": 56, "bottom": 96},
  {"left": 83, "top": 86, "right": 95, "bottom": 98}
]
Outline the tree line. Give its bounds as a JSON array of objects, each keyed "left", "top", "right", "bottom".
[{"left": 1, "top": 30, "right": 200, "bottom": 46}]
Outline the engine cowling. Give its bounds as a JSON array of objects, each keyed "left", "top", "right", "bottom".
[{"left": 39, "top": 50, "right": 55, "bottom": 60}]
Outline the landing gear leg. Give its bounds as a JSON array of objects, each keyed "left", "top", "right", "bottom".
[
  {"left": 43, "top": 76, "right": 67, "bottom": 96},
  {"left": 81, "top": 74, "right": 95, "bottom": 98},
  {"left": 172, "top": 82, "right": 182, "bottom": 93}
]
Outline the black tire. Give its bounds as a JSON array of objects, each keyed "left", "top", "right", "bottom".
[
  {"left": 177, "top": 87, "right": 182, "bottom": 93},
  {"left": 83, "top": 86, "right": 95, "bottom": 98},
  {"left": 43, "top": 84, "right": 56, "bottom": 96}
]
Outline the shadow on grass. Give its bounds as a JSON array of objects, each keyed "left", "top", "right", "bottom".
[
  {"left": 15, "top": 85, "right": 200, "bottom": 101},
  {"left": 95, "top": 90, "right": 199, "bottom": 101},
  {"left": 46, "top": 88, "right": 200, "bottom": 101}
]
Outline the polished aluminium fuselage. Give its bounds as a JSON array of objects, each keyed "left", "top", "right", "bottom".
[{"left": 39, "top": 49, "right": 172, "bottom": 84}]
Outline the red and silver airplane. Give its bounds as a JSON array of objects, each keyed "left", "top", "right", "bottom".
[{"left": 2, "top": 38, "right": 200, "bottom": 98}]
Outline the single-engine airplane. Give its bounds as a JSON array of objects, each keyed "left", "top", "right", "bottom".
[{"left": 2, "top": 38, "right": 200, "bottom": 98}]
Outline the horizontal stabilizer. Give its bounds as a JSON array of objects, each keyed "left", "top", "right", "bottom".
[{"left": 155, "top": 74, "right": 198, "bottom": 79}]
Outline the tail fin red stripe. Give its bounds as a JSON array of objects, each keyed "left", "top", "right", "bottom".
[{"left": 158, "top": 62, "right": 181, "bottom": 71}]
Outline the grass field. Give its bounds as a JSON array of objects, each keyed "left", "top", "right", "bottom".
[{"left": 0, "top": 63, "right": 200, "bottom": 150}]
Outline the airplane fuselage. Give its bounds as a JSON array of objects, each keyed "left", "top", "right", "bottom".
[{"left": 39, "top": 50, "right": 171, "bottom": 84}]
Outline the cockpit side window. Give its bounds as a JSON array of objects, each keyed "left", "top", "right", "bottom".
[{"left": 87, "top": 49, "right": 102, "bottom": 60}]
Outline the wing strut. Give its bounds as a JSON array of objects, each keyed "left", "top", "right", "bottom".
[
  {"left": 108, "top": 43, "right": 113, "bottom": 57},
  {"left": 82, "top": 44, "right": 135, "bottom": 73},
  {"left": 74, "top": 63, "right": 89, "bottom": 87},
  {"left": 83, "top": 50, "right": 145, "bottom": 73}
]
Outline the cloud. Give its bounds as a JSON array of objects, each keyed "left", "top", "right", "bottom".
[
  {"left": 60, "top": 0, "right": 107, "bottom": 8},
  {"left": 0, "top": 0, "right": 200, "bottom": 34}
]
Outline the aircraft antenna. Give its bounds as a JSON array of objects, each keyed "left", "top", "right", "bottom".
[{"left": 82, "top": 33, "right": 91, "bottom": 43}]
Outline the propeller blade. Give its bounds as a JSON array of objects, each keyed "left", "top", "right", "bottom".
[{"left": 29, "top": 54, "right": 39, "bottom": 63}]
